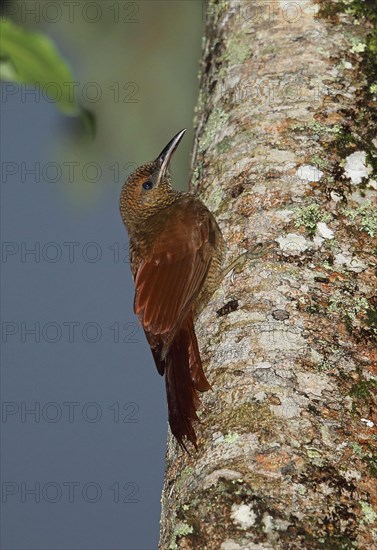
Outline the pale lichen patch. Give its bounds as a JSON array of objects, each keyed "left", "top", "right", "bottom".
[
  {"left": 296, "top": 371, "right": 333, "bottom": 397},
  {"left": 230, "top": 503, "right": 257, "bottom": 529},
  {"left": 203, "top": 469, "right": 243, "bottom": 489},
  {"left": 224, "top": 432, "right": 240, "bottom": 444},
  {"left": 316, "top": 222, "right": 334, "bottom": 239},
  {"left": 344, "top": 151, "right": 372, "bottom": 185},
  {"left": 360, "top": 418, "right": 374, "bottom": 428},
  {"left": 276, "top": 233, "right": 310, "bottom": 255},
  {"left": 220, "top": 540, "right": 270, "bottom": 550},
  {"left": 296, "top": 164, "right": 324, "bottom": 182},
  {"left": 360, "top": 501, "right": 377, "bottom": 524},
  {"left": 220, "top": 540, "right": 243, "bottom": 550},
  {"left": 334, "top": 252, "right": 367, "bottom": 273}
]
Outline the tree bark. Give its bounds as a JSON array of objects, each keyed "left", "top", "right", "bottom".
[{"left": 159, "top": 1, "right": 377, "bottom": 548}]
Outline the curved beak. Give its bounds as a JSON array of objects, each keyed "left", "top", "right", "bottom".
[{"left": 155, "top": 129, "right": 186, "bottom": 184}]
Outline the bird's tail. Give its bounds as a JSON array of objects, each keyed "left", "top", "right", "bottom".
[{"left": 164, "top": 313, "right": 210, "bottom": 451}]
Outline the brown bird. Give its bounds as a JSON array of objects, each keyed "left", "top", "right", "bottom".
[{"left": 119, "top": 129, "right": 224, "bottom": 451}]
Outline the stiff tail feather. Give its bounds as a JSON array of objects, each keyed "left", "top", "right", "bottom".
[{"left": 164, "top": 314, "right": 210, "bottom": 451}]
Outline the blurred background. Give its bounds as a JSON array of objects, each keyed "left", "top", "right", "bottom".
[{"left": 1, "top": 1, "right": 204, "bottom": 548}]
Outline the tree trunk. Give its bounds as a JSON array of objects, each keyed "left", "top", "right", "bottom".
[{"left": 159, "top": 1, "right": 377, "bottom": 548}]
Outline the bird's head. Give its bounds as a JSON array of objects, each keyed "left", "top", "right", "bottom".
[{"left": 120, "top": 129, "right": 186, "bottom": 229}]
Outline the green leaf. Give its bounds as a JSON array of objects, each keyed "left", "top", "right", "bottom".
[
  {"left": 80, "top": 107, "right": 97, "bottom": 139},
  {"left": 0, "top": 56, "right": 18, "bottom": 81},
  {"left": 0, "top": 19, "right": 87, "bottom": 120}
]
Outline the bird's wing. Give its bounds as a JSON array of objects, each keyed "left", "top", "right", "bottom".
[{"left": 133, "top": 204, "right": 216, "bottom": 341}]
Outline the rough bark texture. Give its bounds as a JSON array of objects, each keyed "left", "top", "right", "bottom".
[{"left": 160, "top": 1, "right": 377, "bottom": 548}]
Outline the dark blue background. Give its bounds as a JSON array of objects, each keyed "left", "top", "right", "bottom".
[{"left": 1, "top": 2, "right": 203, "bottom": 548}]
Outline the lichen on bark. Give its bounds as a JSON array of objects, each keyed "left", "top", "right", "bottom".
[{"left": 159, "top": 1, "right": 377, "bottom": 549}]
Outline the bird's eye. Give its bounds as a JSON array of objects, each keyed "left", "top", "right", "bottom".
[{"left": 142, "top": 180, "right": 153, "bottom": 190}]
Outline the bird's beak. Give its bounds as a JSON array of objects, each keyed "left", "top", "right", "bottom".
[{"left": 155, "top": 129, "right": 186, "bottom": 185}]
